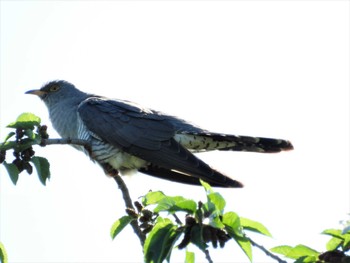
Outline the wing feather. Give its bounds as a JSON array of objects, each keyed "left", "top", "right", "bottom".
[{"left": 78, "top": 97, "right": 174, "bottom": 150}]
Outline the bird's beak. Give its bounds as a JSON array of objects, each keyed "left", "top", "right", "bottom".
[{"left": 25, "top": 89, "right": 47, "bottom": 98}]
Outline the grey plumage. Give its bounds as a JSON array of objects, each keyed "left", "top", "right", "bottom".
[{"left": 26, "top": 80, "right": 293, "bottom": 188}]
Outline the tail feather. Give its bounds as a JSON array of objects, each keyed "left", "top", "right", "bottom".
[
  {"left": 175, "top": 132, "right": 293, "bottom": 153},
  {"left": 209, "top": 134, "right": 294, "bottom": 153}
]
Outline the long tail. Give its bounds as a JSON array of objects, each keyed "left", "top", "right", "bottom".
[
  {"left": 175, "top": 133, "right": 293, "bottom": 153},
  {"left": 210, "top": 134, "right": 293, "bottom": 153}
]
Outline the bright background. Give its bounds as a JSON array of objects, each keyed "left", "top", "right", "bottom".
[{"left": 0, "top": 1, "right": 349, "bottom": 262}]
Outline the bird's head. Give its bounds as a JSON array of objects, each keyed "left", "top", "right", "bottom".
[{"left": 25, "top": 80, "right": 86, "bottom": 107}]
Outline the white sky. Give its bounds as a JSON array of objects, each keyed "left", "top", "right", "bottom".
[{"left": 0, "top": 1, "right": 349, "bottom": 262}]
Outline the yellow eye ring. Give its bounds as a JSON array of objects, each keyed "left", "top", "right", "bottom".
[{"left": 50, "top": 86, "right": 60, "bottom": 92}]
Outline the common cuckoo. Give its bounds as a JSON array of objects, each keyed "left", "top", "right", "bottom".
[{"left": 26, "top": 80, "right": 293, "bottom": 187}]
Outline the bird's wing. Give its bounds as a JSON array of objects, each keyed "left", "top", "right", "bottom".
[
  {"left": 78, "top": 97, "right": 174, "bottom": 150},
  {"left": 138, "top": 164, "right": 238, "bottom": 187},
  {"left": 77, "top": 97, "right": 241, "bottom": 187}
]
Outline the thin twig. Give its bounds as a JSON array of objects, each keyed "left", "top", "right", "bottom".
[
  {"left": 172, "top": 213, "right": 183, "bottom": 225},
  {"left": 112, "top": 174, "right": 146, "bottom": 246},
  {"left": 246, "top": 236, "right": 288, "bottom": 263},
  {"left": 204, "top": 249, "right": 214, "bottom": 263},
  {"left": 113, "top": 174, "right": 146, "bottom": 247},
  {"left": 41, "top": 138, "right": 91, "bottom": 148}
]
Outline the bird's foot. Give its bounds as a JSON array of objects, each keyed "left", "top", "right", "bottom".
[{"left": 102, "top": 163, "right": 119, "bottom": 177}]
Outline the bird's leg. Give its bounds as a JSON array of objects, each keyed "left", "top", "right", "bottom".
[{"left": 101, "top": 163, "right": 119, "bottom": 177}]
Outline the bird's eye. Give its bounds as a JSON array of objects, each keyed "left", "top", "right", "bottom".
[{"left": 49, "top": 86, "right": 60, "bottom": 92}]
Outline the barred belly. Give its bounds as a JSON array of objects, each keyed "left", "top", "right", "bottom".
[
  {"left": 90, "top": 139, "right": 148, "bottom": 173},
  {"left": 77, "top": 119, "right": 148, "bottom": 173}
]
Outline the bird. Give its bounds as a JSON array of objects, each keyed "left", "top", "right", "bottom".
[{"left": 26, "top": 80, "right": 293, "bottom": 188}]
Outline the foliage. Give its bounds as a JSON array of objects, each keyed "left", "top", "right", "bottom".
[
  {"left": 271, "top": 223, "right": 350, "bottom": 263},
  {"left": 111, "top": 180, "right": 272, "bottom": 262},
  {"left": 0, "top": 113, "right": 50, "bottom": 185}
]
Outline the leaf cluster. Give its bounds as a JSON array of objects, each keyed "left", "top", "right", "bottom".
[
  {"left": 0, "top": 113, "right": 50, "bottom": 185},
  {"left": 271, "top": 226, "right": 350, "bottom": 263},
  {"left": 111, "top": 180, "right": 272, "bottom": 263}
]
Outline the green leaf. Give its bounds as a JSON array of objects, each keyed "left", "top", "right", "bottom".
[
  {"left": 144, "top": 217, "right": 182, "bottom": 263},
  {"left": 202, "top": 187, "right": 226, "bottom": 231},
  {"left": 4, "top": 132, "right": 15, "bottom": 142},
  {"left": 291, "top": 245, "right": 319, "bottom": 258},
  {"left": 322, "top": 228, "right": 350, "bottom": 250},
  {"left": 24, "top": 129, "right": 36, "bottom": 140},
  {"left": 200, "top": 180, "right": 214, "bottom": 194},
  {"left": 326, "top": 236, "right": 343, "bottom": 251},
  {"left": 270, "top": 245, "right": 293, "bottom": 257},
  {"left": 0, "top": 242, "right": 8, "bottom": 263},
  {"left": 234, "top": 235, "right": 252, "bottom": 262},
  {"left": 222, "top": 212, "right": 242, "bottom": 237},
  {"left": 17, "top": 139, "right": 36, "bottom": 152},
  {"left": 294, "top": 255, "right": 318, "bottom": 263},
  {"left": 343, "top": 233, "right": 350, "bottom": 249},
  {"left": 30, "top": 156, "right": 50, "bottom": 185},
  {"left": 240, "top": 217, "right": 272, "bottom": 237},
  {"left": 322, "top": 229, "right": 344, "bottom": 239},
  {"left": 202, "top": 201, "right": 216, "bottom": 217},
  {"left": 222, "top": 212, "right": 252, "bottom": 261},
  {"left": 185, "top": 250, "right": 195, "bottom": 263},
  {"left": 0, "top": 141, "right": 16, "bottom": 151},
  {"left": 202, "top": 189, "right": 226, "bottom": 230},
  {"left": 209, "top": 215, "right": 225, "bottom": 229},
  {"left": 0, "top": 140, "right": 33, "bottom": 152},
  {"left": 271, "top": 245, "right": 319, "bottom": 259},
  {"left": 207, "top": 192, "right": 226, "bottom": 213},
  {"left": 154, "top": 196, "right": 196, "bottom": 214},
  {"left": 7, "top": 113, "right": 41, "bottom": 129},
  {"left": 142, "top": 191, "right": 166, "bottom": 206},
  {"left": 110, "top": 215, "right": 134, "bottom": 239},
  {"left": 3, "top": 161, "right": 20, "bottom": 185},
  {"left": 175, "top": 199, "right": 197, "bottom": 214}
]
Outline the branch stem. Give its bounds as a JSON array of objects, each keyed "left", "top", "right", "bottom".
[
  {"left": 172, "top": 213, "right": 183, "bottom": 225},
  {"left": 204, "top": 249, "right": 213, "bottom": 263},
  {"left": 112, "top": 174, "right": 146, "bottom": 246},
  {"left": 41, "top": 138, "right": 90, "bottom": 148},
  {"left": 246, "top": 236, "right": 288, "bottom": 263}
]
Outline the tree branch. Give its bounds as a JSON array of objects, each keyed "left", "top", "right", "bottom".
[
  {"left": 172, "top": 213, "right": 183, "bottom": 225},
  {"left": 41, "top": 138, "right": 91, "bottom": 148},
  {"left": 204, "top": 249, "right": 213, "bottom": 263},
  {"left": 112, "top": 173, "right": 146, "bottom": 246},
  {"left": 246, "top": 236, "right": 287, "bottom": 263}
]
